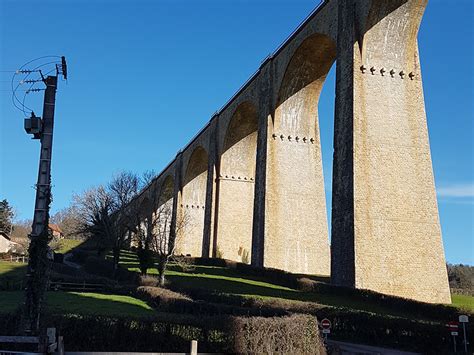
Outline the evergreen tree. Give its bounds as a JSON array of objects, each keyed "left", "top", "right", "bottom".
[{"left": 0, "top": 199, "right": 14, "bottom": 235}]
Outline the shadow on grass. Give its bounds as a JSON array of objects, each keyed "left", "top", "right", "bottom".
[
  {"left": 0, "top": 261, "right": 27, "bottom": 290},
  {"left": 165, "top": 272, "right": 430, "bottom": 318},
  {"left": 1, "top": 237, "right": 109, "bottom": 292},
  {"left": 294, "top": 273, "right": 330, "bottom": 283}
]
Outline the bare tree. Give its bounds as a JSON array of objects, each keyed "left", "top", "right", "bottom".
[
  {"left": 50, "top": 205, "right": 83, "bottom": 239},
  {"left": 148, "top": 203, "right": 188, "bottom": 286},
  {"left": 108, "top": 171, "right": 140, "bottom": 274},
  {"left": 73, "top": 171, "right": 140, "bottom": 276},
  {"left": 125, "top": 170, "right": 159, "bottom": 275},
  {"left": 73, "top": 185, "right": 114, "bottom": 253},
  {"left": 140, "top": 170, "right": 156, "bottom": 187}
]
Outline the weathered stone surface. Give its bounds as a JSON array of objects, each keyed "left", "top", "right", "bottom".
[
  {"left": 128, "top": 0, "right": 451, "bottom": 304},
  {"left": 332, "top": 0, "right": 451, "bottom": 304}
]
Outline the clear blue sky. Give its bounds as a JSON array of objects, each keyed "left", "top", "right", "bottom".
[{"left": 1, "top": 0, "right": 472, "bottom": 264}]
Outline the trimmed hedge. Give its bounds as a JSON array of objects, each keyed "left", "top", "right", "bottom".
[
  {"left": 135, "top": 286, "right": 288, "bottom": 317},
  {"left": 158, "top": 286, "right": 472, "bottom": 353},
  {"left": 231, "top": 314, "right": 324, "bottom": 354},
  {"left": 0, "top": 313, "right": 323, "bottom": 353}
]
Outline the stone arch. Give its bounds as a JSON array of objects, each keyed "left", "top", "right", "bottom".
[
  {"left": 275, "top": 33, "right": 336, "bottom": 134},
  {"left": 134, "top": 196, "right": 151, "bottom": 249},
  {"left": 159, "top": 175, "right": 174, "bottom": 208},
  {"left": 179, "top": 146, "right": 208, "bottom": 257},
  {"left": 139, "top": 196, "right": 151, "bottom": 219},
  {"left": 265, "top": 33, "right": 336, "bottom": 275},
  {"left": 215, "top": 101, "right": 258, "bottom": 262}
]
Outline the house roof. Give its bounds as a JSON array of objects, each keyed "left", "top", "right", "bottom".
[
  {"left": 48, "top": 223, "right": 63, "bottom": 234},
  {"left": 0, "top": 231, "right": 11, "bottom": 241}
]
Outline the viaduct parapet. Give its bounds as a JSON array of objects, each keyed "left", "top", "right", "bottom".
[{"left": 128, "top": 0, "right": 451, "bottom": 304}]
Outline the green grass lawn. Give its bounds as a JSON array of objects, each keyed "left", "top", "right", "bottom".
[
  {"left": 56, "top": 238, "right": 84, "bottom": 254},
  {"left": 452, "top": 294, "right": 474, "bottom": 312},
  {"left": 112, "top": 251, "right": 474, "bottom": 317},
  {"left": 0, "top": 261, "right": 27, "bottom": 289},
  {"left": 2, "top": 251, "right": 473, "bottom": 321},
  {"left": 0, "top": 291, "right": 154, "bottom": 317}
]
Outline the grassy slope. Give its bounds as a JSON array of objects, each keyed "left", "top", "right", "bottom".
[
  {"left": 0, "top": 291, "right": 153, "bottom": 317},
  {"left": 2, "top": 251, "right": 473, "bottom": 318},
  {"left": 452, "top": 294, "right": 474, "bottom": 311},
  {"left": 115, "top": 251, "right": 474, "bottom": 314},
  {"left": 56, "top": 238, "right": 84, "bottom": 254},
  {"left": 0, "top": 261, "right": 27, "bottom": 287}
]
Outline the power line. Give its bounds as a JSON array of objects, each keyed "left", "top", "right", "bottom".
[
  {"left": 11, "top": 61, "right": 61, "bottom": 115},
  {"left": 20, "top": 68, "right": 57, "bottom": 115}
]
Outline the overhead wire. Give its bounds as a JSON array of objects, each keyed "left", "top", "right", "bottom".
[
  {"left": 11, "top": 61, "right": 60, "bottom": 115},
  {"left": 20, "top": 68, "right": 56, "bottom": 115}
]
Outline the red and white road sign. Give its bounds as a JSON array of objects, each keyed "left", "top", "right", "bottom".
[
  {"left": 447, "top": 321, "right": 459, "bottom": 330},
  {"left": 321, "top": 318, "right": 331, "bottom": 329},
  {"left": 447, "top": 321, "right": 459, "bottom": 337}
]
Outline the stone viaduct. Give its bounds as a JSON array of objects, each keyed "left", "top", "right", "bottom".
[{"left": 128, "top": 0, "right": 451, "bottom": 304}]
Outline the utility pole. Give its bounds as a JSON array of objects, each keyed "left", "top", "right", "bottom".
[{"left": 23, "top": 57, "right": 67, "bottom": 335}]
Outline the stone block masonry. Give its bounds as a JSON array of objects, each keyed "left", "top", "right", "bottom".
[{"left": 126, "top": 0, "right": 451, "bottom": 304}]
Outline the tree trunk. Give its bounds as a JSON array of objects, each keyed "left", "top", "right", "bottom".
[
  {"left": 112, "top": 246, "right": 120, "bottom": 278},
  {"left": 159, "top": 271, "right": 165, "bottom": 287},
  {"left": 23, "top": 228, "right": 51, "bottom": 334},
  {"left": 158, "top": 261, "right": 166, "bottom": 286}
]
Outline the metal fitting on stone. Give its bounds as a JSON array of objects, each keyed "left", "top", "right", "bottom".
[
  {"left": 303, "top": 137, "right": 307, "bottom": 142},
  {"left": 380, "top": 68, "right": 386, "bottom": 76},
  {"left": 370, "top": 66, "right": 376, "bottom": 74},
  {"left": 310, "top": 138, "right": 314, "bottom": 143},
  {"left": 272, "top": 133, "right": 277, "bottom": 139},
  {"left": 409, "top": 72, "right": 415, "bottom": 80},
  {"left": 280, "top": 134, "right": 284, "bottom": 140},
  {"left": 360, "top": 65, "right": 367, "bottom": 73},
  {"left": 399, "top": 71, "right": 405, "bottom": 78},
  {"left": 238, "top": 176, "right": 241, "bottom": 179},
  {"left": 225, "top": 175, "right": 228, "bottom": 178},
  {"left": 244, "top": 177, "right": 247, "bottom": 180},
  {"left": 231, "top": 176, "right": 235, "bottom": 179},
  {"left": 295, "top": 136, "right": 299, "bottom": 142},
  {"left": 390, "top": 69, "right": 395, "bottom": 77},
  {"left": 191, "top": 205, "right": 194, "bottom": 208},
  {"left": 288, "top": 135, "right": 292, "bottom": 141}
]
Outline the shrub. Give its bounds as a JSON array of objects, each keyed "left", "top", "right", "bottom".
[
  {"left": 297, "top": 277, "right": 316, "bottom": 292},
  {"left": 0, "top": 313, "right": 231, "bottom": 353},
  {"left": 171, "top": 256, "right": 196, "bottom": 272},
  {"left": 448, "top": 264, "right": 474, "bottom": 295},
  {"left": 231, "top": 314, "right": 325, "bottom": 354},
  {"left": 138, "top": 275, "right": 159, "bottom": 287},
  {"left": 136, "top": 286, "right": 191, "bottom": 307},
  {"left": 135, "top": 286, "right": 287, "bottom": 317}
]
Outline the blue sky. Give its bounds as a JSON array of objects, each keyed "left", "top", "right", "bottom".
[{"left": 0, "top": 0, "right": 472, "bottom": 264}]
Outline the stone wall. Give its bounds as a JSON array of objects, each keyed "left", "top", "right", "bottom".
[{"left": 128, "top": 0, "right": 451, "bottom": 304}]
